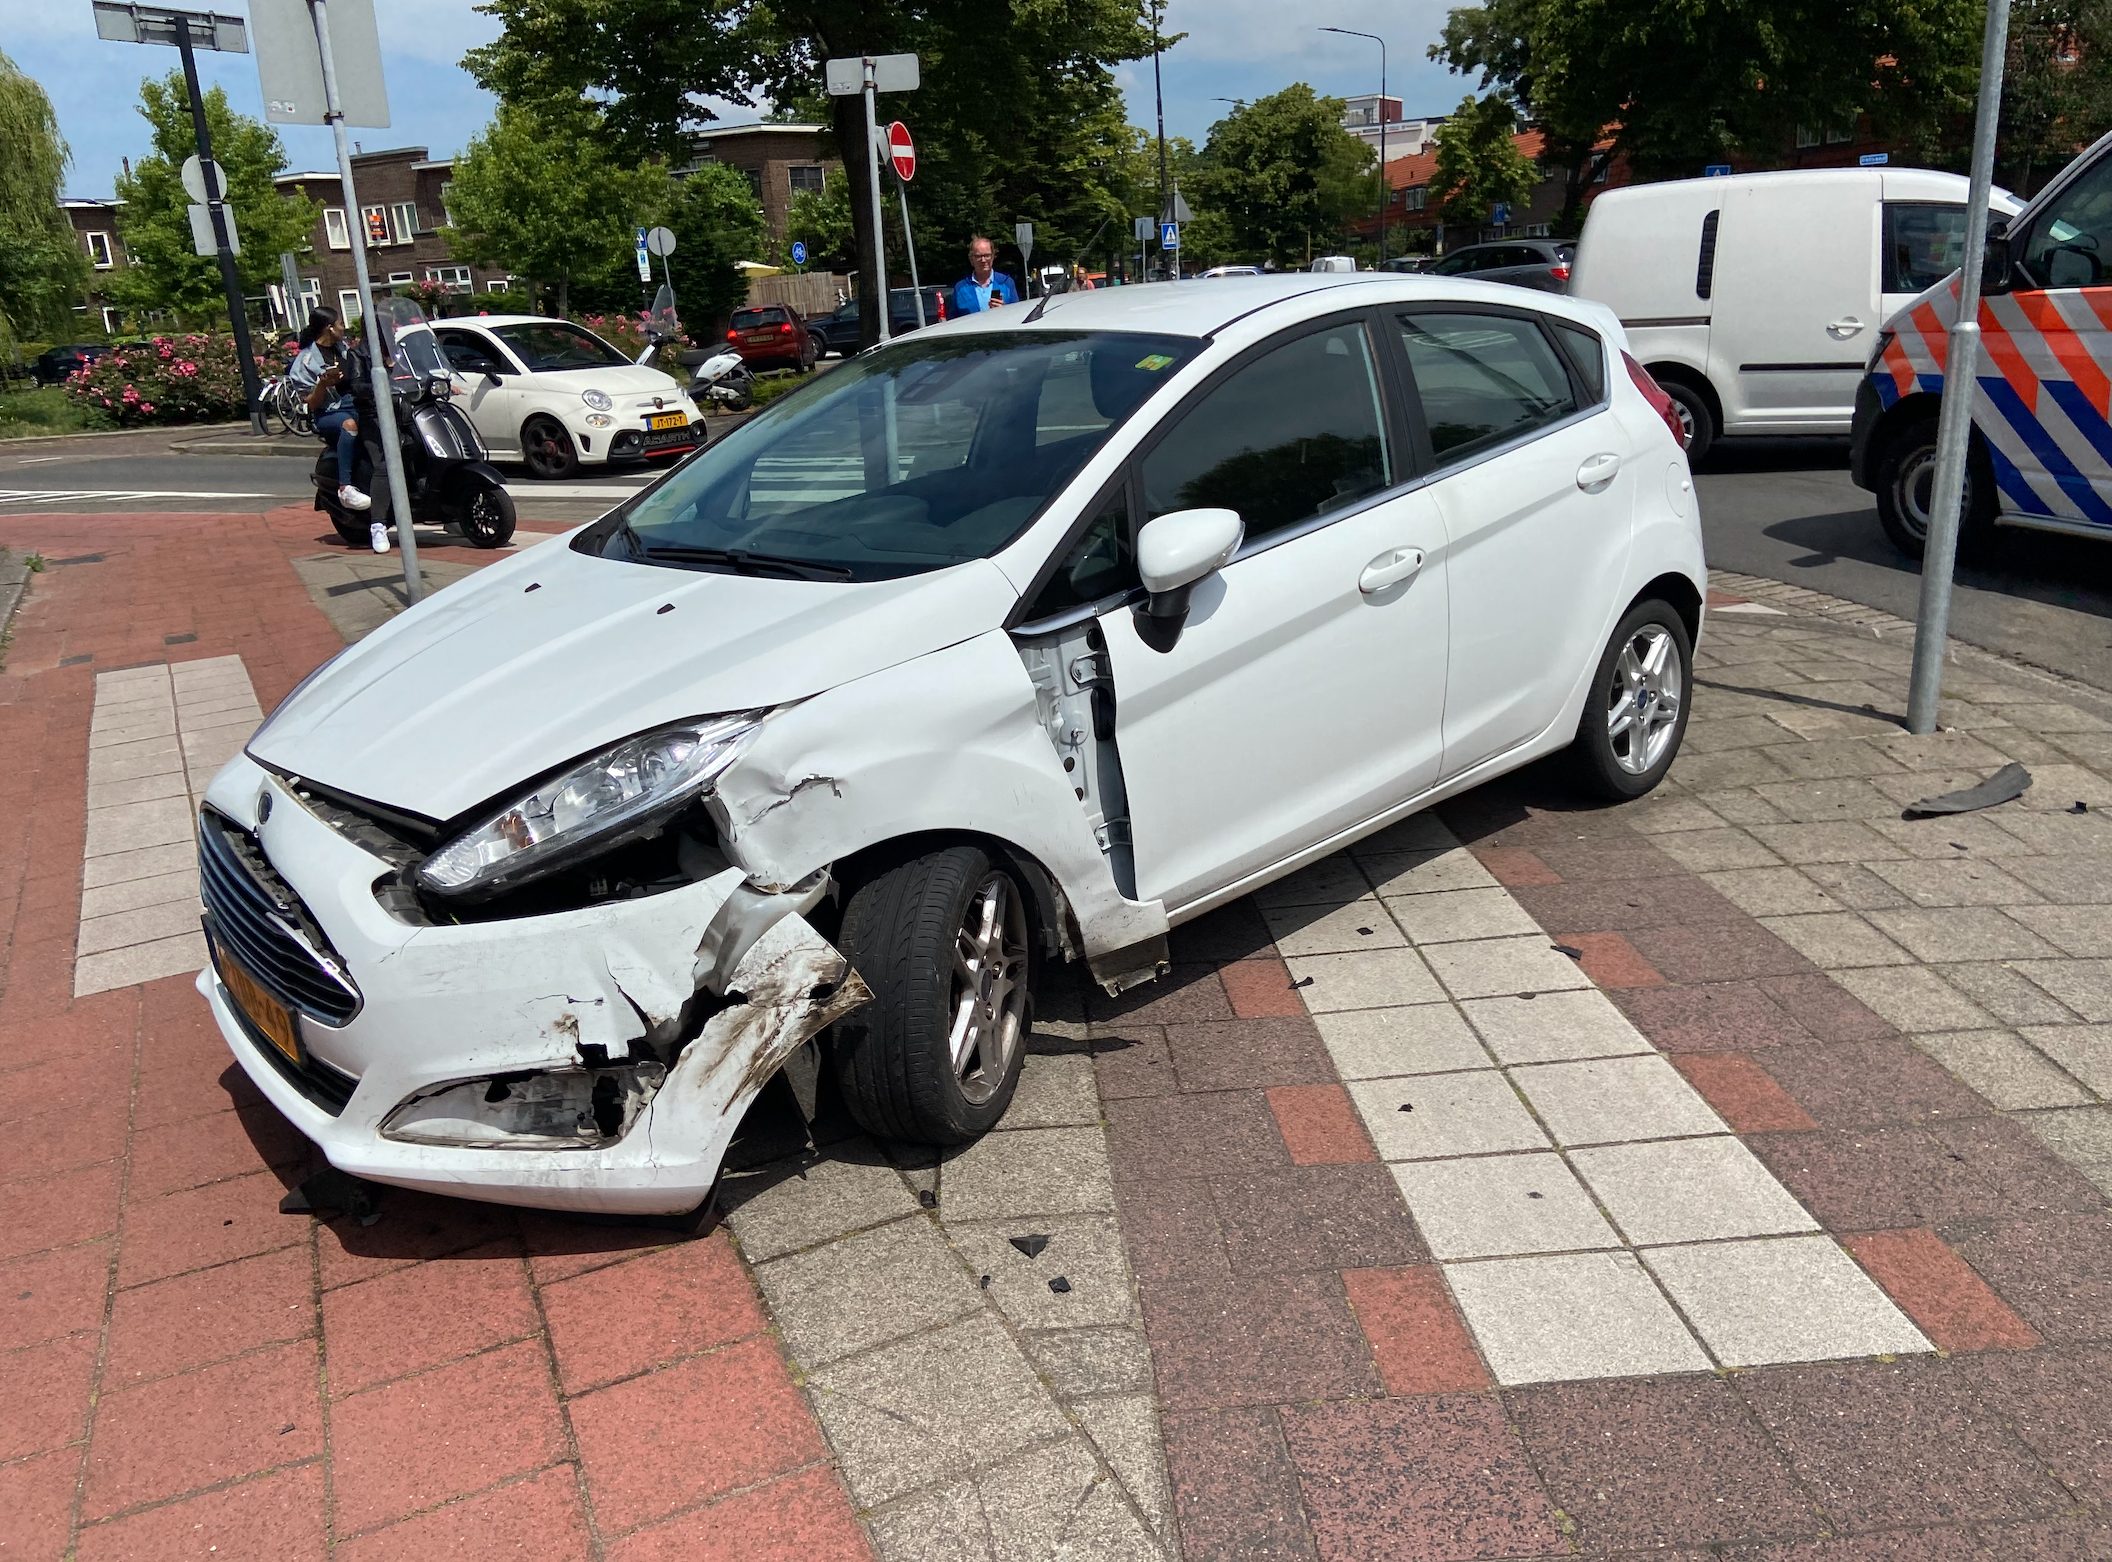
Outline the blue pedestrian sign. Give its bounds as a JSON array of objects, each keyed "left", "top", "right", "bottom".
[
  {"left": 1703, "top": 163, "right": 1733, "bottom": 177},
  {"left": 1859, "top": 152, "right": 1889, "bottom": 166},
  {"left": 634, "top": 226, "right": 651, "bottom": 283},
  {"left": 1161, "top": 221, "right": 1180, "bottom": 250},
  {"left": 790, "top": 240, "right": 808, "bottom": 266}
]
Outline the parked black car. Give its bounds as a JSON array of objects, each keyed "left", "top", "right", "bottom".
[
  {"left": 1427, "top": 240, "right": 1573, "bottom": 292},
  {"left": 32, "top": 344, "right": 111, "bottom": 386},
  {"left": 806, "top": 287, "right": 950, "bottom": 357}
]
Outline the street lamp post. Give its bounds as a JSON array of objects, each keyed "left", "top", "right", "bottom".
[
  {"left": 92, "top": 3, "right": 267, "bottom": 432},
  {"left": 1320, "top": 26, "right": 1387, "bottom": 267},
  {"left": 1150, "top": 0, "right": 1170, "bottom": 280}
]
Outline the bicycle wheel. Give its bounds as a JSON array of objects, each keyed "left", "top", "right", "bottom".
[
  {"left": 259, "top": 379, "right": 291, "bottom": 436},
  {"left": 282, "top": 384, "right": 313, "bottom": 437}
]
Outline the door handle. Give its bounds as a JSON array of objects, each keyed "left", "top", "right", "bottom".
[
  {"left": 1576, "top": 452, "right": 1621, "bottom": 490},
  {"left": 1828, "top": 316, "right": 1865, "bottom": 337},
  {"left": 1359, "top": 547, "right": 1425, "bottom": 594}
]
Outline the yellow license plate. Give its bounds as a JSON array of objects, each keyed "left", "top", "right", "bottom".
[
  {"left": 648, "top": 412, "right": 688, "bottom": 431},
  {"left": 211, "top": 932, "right": 301, "bottom": 1066}
]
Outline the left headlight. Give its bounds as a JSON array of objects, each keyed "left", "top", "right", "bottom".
[
  {"left": 418, "top": 713, "right": 764, "bottom": 898},
  {"left": 581, "top": 388, "right": 614, "bottom": 411}
]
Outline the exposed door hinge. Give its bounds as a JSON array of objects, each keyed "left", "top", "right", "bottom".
[
  {"left": 1094, "top": 818, "right": 1133, "bottom": 851},
  {"left": 1068, "top": 652, "right": 1111, "bottom": 688}
]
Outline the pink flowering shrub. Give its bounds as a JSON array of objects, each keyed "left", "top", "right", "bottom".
[
  {"left": 63, "top": 332, "right": 268, "bottom": 426},
  {"left": 575, "top": 311, "right": 652, "bottom": 359}
]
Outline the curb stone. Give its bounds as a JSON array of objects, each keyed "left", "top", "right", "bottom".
[{"left": 0, "top": 549, "right": 31, "bottom": 668}]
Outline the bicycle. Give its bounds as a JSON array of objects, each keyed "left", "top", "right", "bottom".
[{"left": 258, "top": 375, "right": 314, "bottom": 437}]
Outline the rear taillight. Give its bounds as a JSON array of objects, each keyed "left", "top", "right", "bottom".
[
  {"left": 726, "top": 329, "right": 739, "bottom": 342},
  {"left": 779, "top": 322, "right": 793, "bottom": 335},
  {"left": 935, "top": 293, "right": 947, "bottom": 321},
  {"left": 1550, "top": 262, "right": 1571, "bottom": 284},
  {"left": 1623, "top": 351, "right": 1687, "bottom": 450}
]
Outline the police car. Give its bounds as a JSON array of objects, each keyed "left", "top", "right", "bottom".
[{"left": 1853, "top": 128, "right": 2112, "bottom": 555}]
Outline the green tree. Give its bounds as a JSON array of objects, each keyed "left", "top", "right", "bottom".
[
  {"left": 1998, "top": 0, "right": 2112, "bottom": 194},
  {"left": 1429, "top": 92, "right": 1535, "bottom": 230},
  {"left": 787, "top": 168, "right": 856, "bottom": 270},
  {"left": 105, "top": 72, "right": 317, "bottom": 323},
  {"left": 463, "top": 0, "right": 1159, "bottom": 345},
  {"left": 444, "top": 98, "right": 674, "bottom": 315},
  {"left": 663, "top": 161, "right": 764, "bottom": 333},
  {"left": 1432, "top": 0, "right": 1983, "bottom": 224},
  {"left": 1191, "top": 85, "right": 1374, "bottom": 266},
  {"left": 0, "top": 49, "right": 87, "bottom": 343}
]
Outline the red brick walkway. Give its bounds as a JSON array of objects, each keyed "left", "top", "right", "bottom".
[{"left": 0, "top": 510, "right": 871, "bottom": 1561}]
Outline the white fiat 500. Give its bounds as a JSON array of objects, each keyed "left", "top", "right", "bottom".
[
  {"left": 198, "top": 276, "right": 1703, "bottom": 1214},
  {"left": 420, "top": 315, "right": 704, "bottom": 480}
]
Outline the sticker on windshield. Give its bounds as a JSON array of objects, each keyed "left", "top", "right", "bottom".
[{"left": 1135, "top": 354, "right": 1176, "bottom": 371}]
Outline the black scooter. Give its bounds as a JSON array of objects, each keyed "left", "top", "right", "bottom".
[{"left": 315, "top": 299, "right": 516, "bottom": 551}]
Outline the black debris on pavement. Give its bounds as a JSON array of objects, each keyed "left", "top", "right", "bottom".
[
  {"left": 980, "top": 1274, "right": 992, "bottom": 1289},
  {"left": 1290, "top": 976, "right": 1314, "bottom": 989},
  {"left": 2073, "top": 801, "right": 2092, "bottom": 814},
  {"left": 1398, "top": 1102, "right": 1414, "bottom": 1113},
  {"left": 1357, "top": 927, "right": 1374, "bottom": 936},
  {"left": 1010, "top": 1234, "right": 1050, "bottom": 1259},
  {"left": 1901, "top": 762, "right": 2031, "bottom": 818},
  {"left": 1552, "top": 943, "right": 1584, "bottom": 959},
  {"left": 918, "top": 1189, "right": 937, "bottom": 1209},
  {"left": 1527, "top": 1191, "right": 1544, "bottom": 1200},
  {"left": 1049, "top": 1276, "right": 1072, "bottom": 1294}
]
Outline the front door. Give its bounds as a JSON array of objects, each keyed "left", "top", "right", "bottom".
[
  {"left": 1093, "top": 315, "right": 1451, "bottom": 910},
  {"left": 1979, "top": 151, "right": 2112, "bottom": 529},
  {"left": 435, "top": 327, "right": 525, "bottom": 460},
  {"left": 1389, "top": 307, "right": 1637, "bottom": 774},
  {"left": 1706, "top": 177, "right": 1878, "bottom": 431}
]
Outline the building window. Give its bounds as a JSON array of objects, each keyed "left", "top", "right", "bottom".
[
  {"left": 1525, "top": 222, "right": 1552, "bottom": 237},
  {"left": 425, "top": 265, "right": 472, "bottom": 293},
  {"left": 83, "top": 231, "right": 114, "bottom": 269},
  {"left": 361, "top": 205, "right": 390, "bottom": 246},
  {"left": 338, "top": 288, "right": 362, "bottom": 321},
  {"left": 299, "top": 278, "right": 322, "bottom": 315},
  {"left": 1405, "top": 186, "right": 1426, "bottom": 212},
  {"left": 324, "top": 207, "right": 350, "bottom": 249},
  {"left": 1795, "top": 124, "right": 1820, "bottom": 149},
  {"left": 438, "top": 181, "right": 455, "bottom": 228},
  {"left": 487, "top": 278, "right": 513, "bottom": 292},
  {"left": 391, "top": 202, "right": 419, "bottom": 243},
  {"left": 743, "top": 168, "right": 763, "bottom": 198},
  {"left": 1826, "top": 122, "right": 1857, "bottom": 144},
  {"left": 387, "top": 271, "right": 413, "bottom": 285},
  {"left": 788, "top": 164, "right": 826, "bottom": 194}
]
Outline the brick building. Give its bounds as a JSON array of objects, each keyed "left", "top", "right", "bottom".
[
  {"left": 61, "top": 198, "right": 127, "bottom": 334},
  {"left": 679, "top": 123, "right": 839, "bottom": 245},
  {"left": 1359, "top": 128, "right": 1632, "bottom": 253},
  {"left": 273, "top": 146, "right": 512, "bottom": 325}
]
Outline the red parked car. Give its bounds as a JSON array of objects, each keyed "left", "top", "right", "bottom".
[{"left": 726, "top": 304, "right": 819, "bottom": 373}]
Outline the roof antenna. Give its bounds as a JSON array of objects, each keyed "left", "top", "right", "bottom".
[{"left": 1023, "top": 289, "right": 1056, "bottom": 324}]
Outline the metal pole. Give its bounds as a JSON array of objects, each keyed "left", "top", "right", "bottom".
[
  {"left": 896, "top": 176, "right": 926, "bottom": 327},
  {"left": 1905, "top": 0, "right": 2011, "bottom": 734},
  {"left": 1152, "top": 0, "right": 1168, "bottom": 279},
  {"left": 175, "top": 18, "right": 266, "bottom": 434},
  {"left": 309, "top": 0, "right": 421, "bottom": 602},
  {"left": 863, "top": 63, "right": 891, "bottom": 344},
  {"left": 1378, "top": 41, "right": 1387, "bottom": 267}
]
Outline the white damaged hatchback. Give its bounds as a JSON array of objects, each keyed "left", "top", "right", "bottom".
[{"left": 197, "top": 275, "right": 1705, "bottom": 1214}]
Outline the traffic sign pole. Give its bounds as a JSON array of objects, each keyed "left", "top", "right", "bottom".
[
  {"left": 885, "top": 122, "right": 925, "bottom": 328},
  {"left": 862, "top": 62, "right": 890, "bottom": 344},
  {"left": 173, "top": 17, "right": 266, "bottom": 434}
]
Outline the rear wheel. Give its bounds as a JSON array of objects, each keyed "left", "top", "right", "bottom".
[
  {"left": 1571, "top": 598, "right": 1693, "bottom": 801},
  {"left": 1657, "top": 377, "right": 1715, "bottom": 465},
  {"left": 831, "top": 846, "right": 1032, "bottom": 1144},
  {"left": 521, "top": 416, "right": 578, "bottom": 480},
  {"left": 1876, "top": 412, "right": 1992, "bottom": 559}
]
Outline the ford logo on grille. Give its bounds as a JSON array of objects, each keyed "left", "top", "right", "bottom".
[{"left": 257, "top": 788, "right": 273, "bottom": 824}]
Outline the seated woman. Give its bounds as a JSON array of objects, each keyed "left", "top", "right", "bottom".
[{"left": 289, "top": 308, "right": 386, "bottom": 552}]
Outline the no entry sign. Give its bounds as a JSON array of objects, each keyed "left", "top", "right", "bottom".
[{"left": 887, "top": 120, "right": 916, "bottom": 181}]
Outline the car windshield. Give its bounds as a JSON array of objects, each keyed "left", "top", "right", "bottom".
[
  {"left": 490, "top": 322, "right": 630, "bottom": 372},
  {"left": 588, "top": 329, "right": 1200, "bottom": 582}
]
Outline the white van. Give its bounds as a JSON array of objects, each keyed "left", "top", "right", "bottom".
[
  {"left": 1309, "top": 255, "right": 1358, "bottom": 273},
  {"left": 1571, "top": 168, "right": 2019, "bottom": 460}
]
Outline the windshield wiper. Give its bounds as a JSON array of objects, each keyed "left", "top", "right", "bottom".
[{"left": 639, "top": 543, "right": 853, "bottom": 581}]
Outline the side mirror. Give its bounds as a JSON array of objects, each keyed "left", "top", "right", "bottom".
[
  {"left": 1981, "top": 223, "right": 2013, "bottom": 294},
  {"left": 481, "top": 368, "right": 505, "bottom": 385},
  {"left": 1134, "top": 507, "right": 1244, "bottom": 642}
]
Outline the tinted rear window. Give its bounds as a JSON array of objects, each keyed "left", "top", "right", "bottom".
[{"left": 731, "top": 308, "right": 787, "bottom": 329}]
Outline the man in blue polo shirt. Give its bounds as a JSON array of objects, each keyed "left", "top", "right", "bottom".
[{"left": 952, "top": 235, "right": 1019, "bottom": 314}]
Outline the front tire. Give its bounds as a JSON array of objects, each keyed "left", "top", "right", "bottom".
[
  {"left": 831, "top": 846, "right": 1032, "bottom": 1144},
  {"left": 520, "top": 416, "right": 578, "bottom": 480},
  {"left": 459, "top": 480, "right": 515, "bottom": 549},
  {"left": 1875, "top": 412, "right": 1992, "bottom": 559},
  {"left": 1571, "top": 599, "right": 1693, "bottom": 801}
]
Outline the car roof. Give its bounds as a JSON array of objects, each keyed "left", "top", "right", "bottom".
[{"left": 915, "top": 273, "right": 1605, "bottom": 342}]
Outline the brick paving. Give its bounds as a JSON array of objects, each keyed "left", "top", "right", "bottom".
[{"left": 5, "top": 504, "right": 2112, "bottom": 1559}]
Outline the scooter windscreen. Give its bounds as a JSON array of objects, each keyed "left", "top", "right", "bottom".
[
  {"left": 373, "top": 295, "right": 448, "bottom": 382},
  {"left": 644, "top": 284, "right": 681, "bottom": 342}
]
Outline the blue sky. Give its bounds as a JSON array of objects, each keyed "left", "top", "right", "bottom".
[{"left": 4, "top": 0, "right": 1471, "bottom": 198}]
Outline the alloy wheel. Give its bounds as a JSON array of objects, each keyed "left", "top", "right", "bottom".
[
  {"left": 1892, "top": 443, "right": 1973, "bottom": 545},
  {"left": 1605, "top": 624, "right": 1683, "bottom": 776},
  {"left": 465, "top": 491, "right": 503, "bottom": 543},
  {"left": 949, "top": 873, "right": 1027, "bottom": 1106}
]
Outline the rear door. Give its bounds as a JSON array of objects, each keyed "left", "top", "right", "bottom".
[
  {"left": 1981, "top": 150, "right": 2112, "bottom": 527},
  {"left": 1390, "top": 306, "right": 1635, "bottom": 775},
  {"left": 1706, "top": 177, "right": 1878, "bottom": 431}
]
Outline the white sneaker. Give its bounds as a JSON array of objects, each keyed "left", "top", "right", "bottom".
[
  {"left": 338, "top": 484, "right": 372, "bottom": 511},
  {"left": 369, "top": 522, "right": 389, "bottom": 554}
]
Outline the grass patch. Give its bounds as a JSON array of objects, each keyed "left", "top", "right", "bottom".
[{"left": 0, "top": 385, "right": 113, "bottom": 440}]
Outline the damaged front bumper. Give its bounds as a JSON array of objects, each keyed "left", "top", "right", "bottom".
[{"left": 195, "top": 754, "right": 868, "bottom": 1214}]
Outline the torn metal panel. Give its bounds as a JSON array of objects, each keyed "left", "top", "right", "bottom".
[{"left": 712, "top": 631, "right": 1166, "bottom": 960}]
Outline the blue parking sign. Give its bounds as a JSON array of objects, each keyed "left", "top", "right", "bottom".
[
  {"left": 791, "top": 240, "right": 808, "bottom": 266},
  {"left": 1161, "top": 222, "right": 1180, "bottom": 249}
]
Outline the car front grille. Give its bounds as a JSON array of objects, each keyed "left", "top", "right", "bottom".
[
  {"left": 224, "top": 992, "right": 359, "bottom": 1116},
  {"left": 197, "top": 810, "right": 362, "bottom": 1026}
]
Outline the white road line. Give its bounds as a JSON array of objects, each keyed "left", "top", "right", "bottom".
[
  {"left": 12, "top": 455, "right": 68, "bottom": 466},
  {"left": 0, "top": 488, "right": 279, "bottom": 504}
]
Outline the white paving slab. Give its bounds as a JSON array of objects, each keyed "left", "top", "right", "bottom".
[
  {"left": 1642, "top": 1237, "right": 1931, "bottom": 1367},
  {"left": 1390, "top": 1152, "right": 1620, "bottom": 1259},
  {"left": 1444, "top": 1252, "right": 1713, "bottom": 1385}
]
